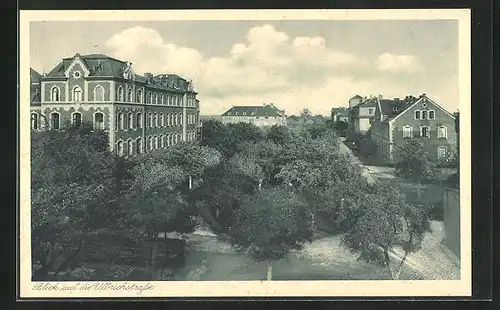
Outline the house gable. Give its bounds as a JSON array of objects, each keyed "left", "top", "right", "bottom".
[{"left": 64, "top": 54, "right": 91, "bottom": 78}]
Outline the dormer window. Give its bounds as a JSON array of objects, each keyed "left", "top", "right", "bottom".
[
  {"left": 228, "top": 112, "right": 232, "bottom": 115},
  {"left": 392, "top": 107, "right": 398, "bottom": 112}
]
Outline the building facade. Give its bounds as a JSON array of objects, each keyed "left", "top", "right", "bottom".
[
  {"left": 370, "top": 94, "right": 457, "bottom": 163},
  {"left": 220, "top": 103, "right": 287, "bottom": 127},
  {"left": 30, "top": 53, "right": 202, "bottom": 156},
  {"left": 347, "top": 95, "right": 378, "bottom": 140}
]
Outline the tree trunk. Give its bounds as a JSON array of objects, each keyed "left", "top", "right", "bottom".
[
  {"left": 266, "top": 262, "right": 273, "bottom": 281},
  {"left": 189, "top": 175, "right": 193, "bottom": 190},
  {"left": 150, "top": 241, "right": 158, "bottom": 280},
  {"left": 383, "top": 250, "right": 395, "bottom": 280},
  {"left": 393, "top": 250, "right": 409, "bottom": 280}
]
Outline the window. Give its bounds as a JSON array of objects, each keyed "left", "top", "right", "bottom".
[
  {"left": 420, "top": 126, "right": 430, "bottom": 138},
  {"left": 136, "top": 113, "right": 143, "bottom": 129},
  {"left": 179, "top": 114, "right": 183, "bottom": 126},
  {"left": 160, "top": 135, "right": 165, "bottom": 148},
  {"left": 94, "top": 112, "right": 104, "bottom": 130},
  {"left": 166, "top": 113, "right": 171, "bottom": 126},
  {"left": 402, "top": 125, "right": 413, "bottom": 138},
  {"left": 117, "top": 112, "right": 124, "bottom": 130},
  {"left": 437, "top": 126, "right": 447, "bottom": 139},
  {"left": 160, "top": 94, "right": 164, "bottom": 105},
  {"left": 148, "top": 113, "right": 153, "bottom": 128},
  {"left": 154, "top": 136, "right": 159, "bottom": 149},
  {"left": 160, "top": 113, "right": 165, "bottom": 127},
  {"left": 136, "top": 89, "right": 142, "bottom": 103},
  {"left": 31, "top": 113, "right": 38, "bottom": 130},
  {"left": 126, "top": 87, "right": 131, "bottom": 102},
  {"left": 166, "top": 134, "right": 171, "bottom": 146},
  {"left": 128, "top": 140, "right": 134, "bottom": 156},
  {"left": 437, "top": 146, "right": 447, "bottom": 160},
  {"left": 117, "top": 86, "right": 124, "bottom": 102},
  {"left": 421, "top": 110, "right": 428, "bottom": 120},
  {"left": 414, "top": 110, "right": 421, "bottom": 120},
  {"left": 94, "top": 85, "right": 105, "bottom": 101},
  {"left": 72, "top": 86, "right": 83, "bottom": 102},
  {"left": 117, "top": 141, "right": 124, "bottom": 156},
  {"left": 429, "top": 110, "right": 435, "bottom": 120},
  {"left": 50, "top": 112, "right": 60, "bottom": 130},
  {"left": 154, "top": 93, "right": 158, "bottom": 104},
  {"left": 71, "top": 112, "right": 82, "bottom": 127},
  {"left": 368, "top": 108, "right": 374, "bottom": 115},
  {"left": 128, "top": 113, "right": 134, "bottom": 129},
  {"left": 136, "top": 138, "right": 143, "bottom": 154},
  {"left": 154, "top": 113, "right": 158, "bottom": 127},
  {"left": 148, "top": 136, "right": 153, "bottom": 150},
  {"left": 50, "top": 87, "right": 60, "bottom": 101},
  {"left": 148, "top": 93, "right": 153, "bottom": 104}
]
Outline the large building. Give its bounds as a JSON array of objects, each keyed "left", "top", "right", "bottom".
[
  {"left": 30, "top": 53, "right": 201, "bottom": 156},
  {"left": 220, "top": 103, "right": 287, "bottom": 127},
  {"left": 369, "top": 94, "right": 457, "bottom": 163}
]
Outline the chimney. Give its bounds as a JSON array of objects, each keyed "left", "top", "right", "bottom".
[
  {"left": 378, "top": 94, "right": 383, "bottom": 100},
  {"left": 144, "top": 72, "right": 153, "bottom": 83},
  {"left": 394, "top": 97, "right": 400, "bottom": 101}
]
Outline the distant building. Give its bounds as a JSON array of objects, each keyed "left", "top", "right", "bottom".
[
  {"left": 347, "top": 95, "right": 379, "bottom": 138},
  {"left": 370, "top": 93, "right": 457, "bottom": 163},
  {"left": 30, "top": 53, "right": 201, "bottom": 157},
  {"left": 221, "top": 103, "right": 287, "bottom": 127},
  {"left": 331, "top": 107, "right": 349, "bottom": 123}
]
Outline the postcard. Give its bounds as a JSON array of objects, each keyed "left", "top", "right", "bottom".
[{"left": 19, "top": 9, "right": 471, "bottom": 298}]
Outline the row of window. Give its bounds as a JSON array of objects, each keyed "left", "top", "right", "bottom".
[
  {"left": 115, "top": 112, "right": 197, "bottom": 130},
  {"left": 32, "top": 111, "right": 197, "bottom": 131},
  {"left": 414, "top": 110, "right": 436, "bottom": 120},
  {"left": 379, "top": 140, "right": 448, "bottom": 160},
  {"left": 31, "top": 111, "right": 105, "bottom": 130},
  {"left": 49, "top": 85, "right": 197, "bottom": 106},
  {"left": 116, "top": 131, "right": 197, "bottom": 156},
  {"left": 402, "top": 125, "right": 448, "bottom": 139}
]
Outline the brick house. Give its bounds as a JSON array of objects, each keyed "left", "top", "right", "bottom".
[
  {"left": 30, "top": 53, "right": 202, "bottom": 157},
  {"left": 370, "top": 93, "right": 457, "bottom": 164},
  {"left": 221, "top": 103, "right": 287, "bottom": 127}
]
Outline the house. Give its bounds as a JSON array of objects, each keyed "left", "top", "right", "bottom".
[
  {"left": 30, "top": 53, "right": 201, "bottom": 156},
  {"left": 331, "top": 107, "right": 349, "bottom": 123},
  {"left": 221, "top": 103, "right": 287, "bottom": 127},
  {"left": 370, "top": 93, "right": 457, "bottom": 163},
  {"left": 347, "top": 95, "right": 379, "bottom": 140}
]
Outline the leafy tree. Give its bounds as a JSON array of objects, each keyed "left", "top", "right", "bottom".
[
  {"left": 228, "top": 186, "right": 314, "bottom": 280},
  {"left": 200, "top": 120, "right": 264, "bottom": 158},
  {"left": 395, "top": 138, "right": 438, "bottom": 198},
  {"left": 341, "top": 184, "right": 431, "bottom": 280},
  {"left": 266, "top": 125, "right": 291, "bottom": 145},
  {"left": 31, "top": 123, "right": 120, "bottom": 280},
  {"left": 300, "top": 108, "right": 312, "bottom": 118}
]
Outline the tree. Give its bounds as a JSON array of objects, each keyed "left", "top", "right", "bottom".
[
  {"left": 228, "top": 186, "right": 314, "bottom": 280},
  {"left": 394, "top": 138, "right": 438, "bottom": 198},
  {"left": 200, "top": 120, "right": 264, "bottom": 158},
  {"left": 300, "top": 108, "right": 312, "bottom": 118},
  {"left": 31, "top": 123, "right": 120, "bottom": 280},
  {"left": 341, "top": 184, "right": 431, "bottom": 280},
  {"left": 266, "top": 125, "right": 290, "bottom": 145}
]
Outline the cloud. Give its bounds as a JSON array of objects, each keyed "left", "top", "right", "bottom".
[
  {"left": 375, "top": 53, "right": 424, "bottom": 74},
  {"left": 104, "top": 25, "right": 451, "bottom": 116}
]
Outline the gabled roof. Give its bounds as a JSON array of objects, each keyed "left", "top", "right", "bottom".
[
  {"left": 43, "top": 53, "right": 197, "bottom": 93},
  {"left": 221, "top": 104, "right": 285, "bottom": 117},
  {"left": 30, "top": 68, "right": 42, "bottom": 83},
  {"left": 358, "top": 98, "right": 378, "bottom": 108},
  {"left": 384, "top": 94, "right": 453, "bottom": 124},
  {"left": 350, "top": 95, "right": 362, "bottom": 100}
]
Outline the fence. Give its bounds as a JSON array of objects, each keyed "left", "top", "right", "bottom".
[{"left": 442, "top": 187, "right": 460, "bottom": 258}]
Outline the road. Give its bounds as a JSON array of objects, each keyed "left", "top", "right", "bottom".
[{"left": 337, "top": 139, "right": 377, "bottom": 184}]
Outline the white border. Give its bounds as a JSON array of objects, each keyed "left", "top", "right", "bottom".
[{"left": 20, "top": 9, "right": 471, "bottom": 298}]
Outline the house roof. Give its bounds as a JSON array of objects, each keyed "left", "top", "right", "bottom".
[
  {"left": 350, "top": 95, "right": 362, "bottom": 100},
  {"left": 221, "top": 104, "right": 285, "bottom": 117},
  {"left": 358, "top": 98, "right": 378, "bottom": 108},
  {"left": 43, "top": 53, "right": 196, "bottom": 93},
  {"left": 30, "top": 68, "right": 42, "bottom": 83},
  {"left": 381, "top": 94, "right": 449, "bottom": 123}
]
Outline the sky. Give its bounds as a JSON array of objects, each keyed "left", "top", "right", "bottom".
[{"left": 30, "top": 20, "right": 459, "bottom": 116}]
